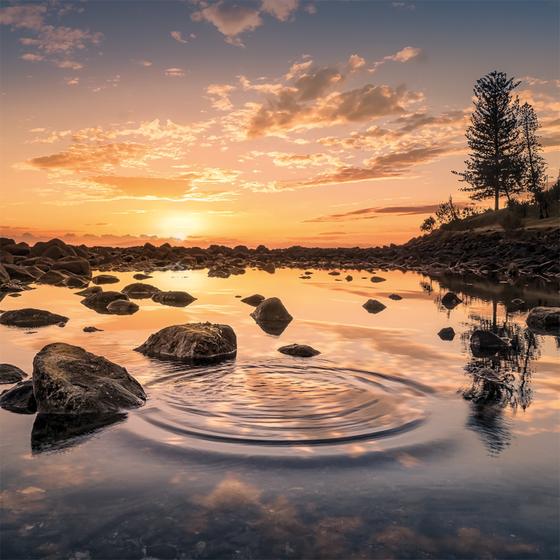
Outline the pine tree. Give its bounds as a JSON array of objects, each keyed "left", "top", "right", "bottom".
[
  {"left": 518, "top": 102, "right": 548, "bottom": 218},
  {"left": 453, "top": 71, "right": 524, "bottom": 211}
]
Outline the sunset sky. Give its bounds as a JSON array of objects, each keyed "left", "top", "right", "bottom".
[{"left": 1, "top": 0, "right": 558, "bottom": 248}]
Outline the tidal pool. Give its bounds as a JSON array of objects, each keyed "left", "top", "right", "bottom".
[{"left": 1, "top": 268, "right": 558, "bottom": 559}]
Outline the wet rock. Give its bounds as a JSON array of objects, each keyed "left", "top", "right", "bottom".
[
  {"left": 75, "top": 286, "right": 102, "bottom": 297},
  {"left": 0, "top": 281, "right": 30, "bottom": 293},
  {"left": 441, "top": 292, "right": 462, "bottom": 309},
  {"left": 370, "top": 276, "right": 386, "bottom": 283},
  {"left": 241, "top": 294, "right": 265, "bottom": 306},
  {"left": 81, "top": 291, "right": 128, "bottom": 313},
  {"left": 63, "top": 274, "right": 89, "bottom": 289},
  {"left": 0, "top": 308, "right": 69, "bottom": 328},
  {"left": 52, "top": 257, "right": 91, "bottom": 277},
  {"left": 8, "top": 293, "right": 21, "bottom": 298},
  {"left": 0, "top": 380, "right": 36, "bottom": 414},
  {"left": 133, "top": 273, "right": 152, "bottom": 280},
  {"left": 151, "top": 291, "right": 196, "bottom": 307},
  {"left": 250, "top": 297, "right": 293, "bottom": 335},
  {"left": 106, "top": 299, "right": 139, "bottom": 315},
  {"left": 135, "top": 322, "right": 237, "bottom": 364},
  {"left": 526, "top": 307, "right": 560, "bottom": 335},
  {"left": 278, "top": 344, "right": 320, "bottom": 357},
  {"left": 92, "top": 274, "right": 120, "bottom": 285},
  {"left": 260, "top": 262, "right": 275, "bottom": 274},
  {"left": 37, "top": 269, "right": 67, "bottom": 285},
  {"left": 30, "top": 238, "right": 76, "bottom": 259},
  {"left": 4, "top": 263, "right": 40, "bottom": 283},
  {"left": 33, "top": 343, "right": 146, "bottom": 414},
  {"left": 388, "top": 294, "right": 402, "bottom": 300},
  {"left": 122, "top": 282, "right": 161, "bottom": 299},
  {"left": 83, "top": 326, "right": 103, "bottom": 333},
  {"left": 208, "top": 266, "right": 230, "bottom": 278},
  {"left": 0, "top": 363, "right": 28, "bottom": 384},
  {"left": 0, "top": 263, "right": 10, "bottom": 283},
  {"left": 438, "top": 327, "right": 456, "bottom": 341},
  {"left": 470, "top": 329, "right": 509, "bottom": 357},
  {"left": 362, "top": 299, "right": 386, "bottom": 314}
]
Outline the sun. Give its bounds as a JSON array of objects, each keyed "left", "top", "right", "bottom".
[{"left": 157, "top": 213, "right": 205, "bottom": 240}]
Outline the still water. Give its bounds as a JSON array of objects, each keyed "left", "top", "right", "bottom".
[{"left": 1, "top": 268, "right": 559, "bottom": 559}]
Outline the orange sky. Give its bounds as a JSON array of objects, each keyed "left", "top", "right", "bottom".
[{"left": 1, "top": 1, "right": 558, "bottom": 248}]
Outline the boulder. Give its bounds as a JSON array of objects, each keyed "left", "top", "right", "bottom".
[
  {"left": 0, "top": 308, "right": 69, "bottom": 328},
  {"left": 470, "top": 329, "right": 509, "bottom": 357},
  {"left": 0, "top": 363, "right": 28, "bottom": 384},
  {"left": 37, "top": 269, "right": 67, "bottom": 285},
  {"left": 0, "top": 380, "right": 37, "bottom": 414},
  {"left": 52, "top": 258, "right": 91, "bottom": 277},
  {"left": 278, "top": 344, "right": 320, "bottom": 357},
  {"left": 32, "top": 343, "right": 146, "bottom": 414},
  {"left": 363, "top": 299, "right": 386, "bottom": 314},
  {"left": 81, "top": 291, "right": 128, "bottom": 313},
  {"left": 92, "top": 274, "right": 120, "bottom": 285},
  {"left": 438, "top": 327, "right": 456, "bottom": 341},
  {"left": 441, "top": 292, "right": 462, "bottom": 310},
  {"left": 151, "top": 291, "right": 196, "bottom": 307},
  {"left": 122, "top": 283, "right": 161, "bottom": 299},
  {"left": 135, "top": 322, "right": 237, "bottom": 364},
  {"left": 526, "top": 307, "right": 560, "bottom": 335},
  {"left": 106, "top": 299, "right": 139, "bottom": 315},
  {"left": 4, "top": 264, "right": 40, "bottom": 282},
  {"left": 30, "top": 238, "right": 76, "bottom": 259},
  {"left": 241, "top": 294, "right": 265, "bottom": 307}
]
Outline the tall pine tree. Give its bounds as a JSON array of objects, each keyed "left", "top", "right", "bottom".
[{"left": 453, "top": 71, "right": 524, "bottom": 210}]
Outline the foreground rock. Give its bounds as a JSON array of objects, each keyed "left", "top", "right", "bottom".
[
  {"left": 278, "top": 344, "right": 320, "bottom": 357},
  {"left": 241, "top": 294, "right": 265, "bottom": 306},
  {"left": 122, "top": 283, "right": 161, "bottom": 299},
  {"left": 0, "top": 380, "right": 37, "bottom": 414},
  {"left": 526, "top": 307, "right": 560, "bottom": 335},
  {"left": 0, "top": 308, "right": 69, "bottom": 328},
  {"left": 250, "top": 297, "right": 293, "bottom": 335},
  {"left": 33, "top": 343, "right": 146, "bottom": 414},
  {"left": 470, "top": 330, "right": 509, "bottom": 357},
  {"left": 0, "top": 363, "right": 27, "bottom": 384},
  {"left": 135, "top": 323, "right": 237, "bottom": 364},
  {"left": 81, "top": 291, "right": 128, "bottom": 313},
  {"left": 363, "top": 299, "right": 386, "bottom": 314},
  {"left": 151, "top": 291, "right": 196, "bottom": 307},
  {"left": 438, "top": 327, "right": 456, "bottom": 341}
]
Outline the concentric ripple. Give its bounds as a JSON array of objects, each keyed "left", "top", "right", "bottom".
[{"left": 128, "top": 361, "right": 440, "bottom": 455}]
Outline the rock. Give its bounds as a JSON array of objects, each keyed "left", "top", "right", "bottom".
[
  {"left": 278, "top": 344, "right": 320, "bottom": 357},
  {"left": 81, "top": 291, "right": 128, "bottom": 313},
  {"left": 92, "top": 274, "right": 120, "bottom": 285},
  {"left": 208, "top": 266, "right": 230, "bottom": 278},
  {"left": 0, "top": 281, "right": 30, "bottom": 293},
  {"left": 37, "top": 269, "right": 68, "bottom": 285},
  {"left": 0, "top": 308, "right": 69, "bottom": 328},
  {"left": 260, "top": 262, "right": 275, "bottom": 274},
  {"left": 241, "top": 294, "right": 265, "bottom": 306},
  {"left": 75, "top": 286, "right": 102, "bottom": 297},
  {"left": 32, "top": 343, "right": 146, "bottom": 414},
  {"left": 0, "top": 380, "right": 37, "bottom": 414},
  {"left": 106, "top": 299, "right": 139, "bottom": 315},
  {"left": 470, "top": 329, "right": 509, "bottom": 357},
  {"left": 441, "top": 292, "right": 462, "bottom": 309},
  {"left": 345, "top": 275, "right": 353, "bottom": 282},
  {"left": 30, "top": 238, "right": 76, "bottom": 259},
  {"left": 370, "top": 276, "right": 386, "bottom": 283},
  {"left": 438, "top": 327, "right": 456, "bottom": 341},
  {"left": 83, "top": 326, "right": 103, "bottom": 332},
  {"left": 388, "top": 294, "right": 402, "bottom": 300},
  {"left": 362, "top": 299, "right": 386, "bottom": 314},
  {"left": 526, "top": 307, "right": 560, "bottom": 335},
  {"left": 151, "top": 291, "right": 196, "bottom": 307},
  {"left": 135, "top": 323, "right": 237, "bottom": 364},
  {"left": 4, "top": 263, "right": 40, "bottom": 283},
  {"left": 328, "top": 271, "right": 341, "bottom": 276},
  {"left": 122, "top": 282, "right": 161, "bottom": 299},
  {"left": 250, "top": 297, "right": 293, "bottom": 335},
  {"left": 8, "top": 293, "right": 21, "bottom": 298},
  {"left": 63, "top": 275, "right": 89, "bottom": 289},
  {"left": 0, "top": 363, "right": 28, "bottom": 384},
  {"left": 133, "top": 273, "right": 152, "bottom": 280},
  {"left": 52, "top": 257, "right": 91, "bottom": 277},
  {"left": 0, "top": 263, "right": 10, "bottom": 283}
]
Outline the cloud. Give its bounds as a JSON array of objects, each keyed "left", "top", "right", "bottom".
[
  {"left": 347, "top": 53, "right": 366, "bottom": 72},
  {"left": 170, "top": 30, "right": 196, "bottom": 44},
  {"left": 90, "top": 175, "right": 194, "bottom": 198},
  {"left": 207, "top": 83, "right": 236, "bottom": 110},
  {"left": 369, "top": 46, "right": 423, "bottom": 73},
  {"left": 164, "top": 67, "right": 186, "bottom": 78},
  {"left": 304, "top": 204, "right": 445, "bottom": 222},
  {"left": 391, "top": 2, "right": 416, "bottom": 10},
  {"left": 64, "top": 77, "right": 80, "bottom": 86},
  {"left": 133, "top": 59, "right": 153, "bottom": 67},
  {"left": 0, "top": 5, "right": 46, "bottom": 30},
  {"left": 261, "top": 0, "right": 299, "bottom": 21}
]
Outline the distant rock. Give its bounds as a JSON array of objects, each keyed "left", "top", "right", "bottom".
[
  {"left": 0, "top": 363, "right": 27, "bottom": 384},
  {"left": 241, "top": 294, "right": 265, "bottom": 306},
  {"left": 135, "top": 322, "right": 237, "bottom": 364},
  {"left": 441, "top": 292, "right": 462, "bottom": 310},
  {"left": 83, "top": 326, "right": 103, "bottom": 333},
  {"left": 151, "top": 291, "right": 196, "bottom": 307},
  {"left": 438, "top": 327, "right": 456, "bottom": 341},
  {"left": 470, "top": 329, "right": 509, "bottom": 357},
  {"left": 81, "top": 291, "right": 128, "bottom": 313},
  {"left": 92, "top": 274, "right": 120, "bottom": 285},
  {"left": 0, "top": 380, "right": 37, "bottom": 414},
  {"left": 278, "top": 344, "right": 320, "bottom": 357},
  {"left": 106, "top": 299, "right": 139, "bottom": 315},
  {"left": 33, "top": 343, "right": 146, "bottom": 414},
  {"left": 328, "top": 271, "right": 340, "bottom": 276},
  {"left": 370, "top": 276, "right": 386, "bottom": 283},
  {"left": 345, "top": 275, "right": 353, "bottom": 282},
  {"left": 133, "top": 273, "right": 153, "bottom": 280},
  {"left": 388, "top": 294, "right": 402, "bottom": 300},
  {"left": 362, "top": 299, "right": 386, "bottom": 314},
  {"left": 0, "top": 308, "right": 69, "bottom": 328},
  {"left": 526, "top": 307, "right": 560, "bottom": 335},
  {"left": 122, "top": 283, "right": 161, "bottom": 299}
]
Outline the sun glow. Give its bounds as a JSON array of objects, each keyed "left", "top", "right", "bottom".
[{"left": 157, "top": 213, "right": 206, "bottom": 240}]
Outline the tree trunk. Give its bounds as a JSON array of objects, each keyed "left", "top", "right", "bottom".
[{"left": 494, "top": 187, "right": 499, "bottom": 211}]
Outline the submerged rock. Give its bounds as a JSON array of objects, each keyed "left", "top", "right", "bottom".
[
  {"left": 0, "top": 363, "right": 27, "bottom": 384},
  {"left": 526, "top": 307, "right": 560, "bottom": 335},
  {"left": 135, "top": 322, "right": 237, "bottom": 364},
  {"left": 470, "top": 330, "right": 509, "bottom": 357},
  {"left": 0, "top": 308, "right": 69, "bottom": 328},
  {"left": 0, "top": 380, "right": 37, "bottom": 414},
  {"left": 106, "top": 299, "right": 139, "bottom": 315},
  {"left": 33, "top": 343, "right": 146, "bottom": 414},
  {"left": 278, "top": 344, "right": 320, "bottom": 357},
  {"left": 151, "top": 291, "right": 196, "bottom": 307},
  {"left": 122, "top": 283, "right": 161, "bottom": 299},
  {"left": 241, "top": 294, "right": 265, "bottom": 306},
  {"left": 362, "top": 299, "right": 386, "bottom": 314},
  {"left": 441, "top": 292, "right": 462, "bottom": 310},
  {"left": 92, "top": 274, "right": 119, "bottom": 285},
  {"left": 438, "top": 327, "right": 456, "bottom": 341}
]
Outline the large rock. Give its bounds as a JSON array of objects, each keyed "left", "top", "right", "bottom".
[
  {"left": 251, "top": 297, "right": 293, "bottom": 324},
  {"left": 37, "top": 269, "right": 68, "bottom": 286},
  {"left": 92, "top": 274, "right": 120, "bottom": 285},
  {"left": 122, "top": 283, "right": 161, "bottom": 299},
  {"left": 151, "top": 291, "right": 196, "bottom": 307},
  {"left": 0, "top": 380, "right": 37, "bottom": 414},
  {"left": 52, "top": 257, "right": 91, "bottom": 277},
  {"left": 0, "top": 363, "right": 27, "bottom": 384},
  {"left": 278, "top": 344, "right": 320, "bottom": 357},
  {"left": 30, "top": 239, "right": 76, "bottom": 259},
  {"left": 81, "top": 291, "right": 128, "bottom": 313},
  {"left": 470, "top": 329, "right": 509, "bottom": 357},
  {"left": 4, "top": 263, "right": 40, "bottom": 282},
  {"left": 363, "top": 299, "right": 386, "bottom": 314},
  {"left": 32, "top": 343, "right": 146, "bottom": 414},
  {"left": 135, "top": 323, "right": 237, "bottom": 364},
  {"left": 0, "top": 308, "right": 68, "bottom": 328},
  {"left": 526, "top": 307, "right": 560, "bottom": 335}
]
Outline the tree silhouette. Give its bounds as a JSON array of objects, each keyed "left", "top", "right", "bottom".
[{"left": 453, "top": 71, "right": 524, "bottom": 210}]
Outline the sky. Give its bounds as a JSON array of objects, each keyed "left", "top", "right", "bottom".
[{"left": 0, "top": 0, "right": 558, "bottom": 248}]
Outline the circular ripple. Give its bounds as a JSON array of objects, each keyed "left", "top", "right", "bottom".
[{"left": 135, "top": 361, "right": 435, "bottom": 450}]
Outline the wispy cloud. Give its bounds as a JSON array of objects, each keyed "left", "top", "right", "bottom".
[{"left": 170, "top": 30, "right": 196, "bottom": 44}]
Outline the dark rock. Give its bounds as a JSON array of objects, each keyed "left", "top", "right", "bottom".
[
  {"left": 370, "top": 276, "right": 386, "bottom": 283},
  {"left": 133, "top": 273, "right": 153, "bottom": 280},
  {"left": 0, "top": 363, "right": 27, "bottom": 384},
  {"left": 30, "top": 238, "right": 76, "bottom": 259},
  {"left": 83, "top": 326, "right": 103, "bottom": 332},
  {"left": 0, "top": 281, "right": 30, "bottom": 293},
  {"left": 250, "top": 297, "right": 293, "bottom": 335},
  {"left": 75, "top": 286, "right": 102, "bottom": 297},
  {"left": 278, "top": 344, "right": 320, "bottom": 357},
  {"left": 92, "top": 274, "right": 120, "bottom": 285},
  {"left": 438, "top": 327, "right": 456, "bottom": 341},
  {"left": 32, "top": 343, "right": 146, "bottom": 414},
  {"left": 8, "top": 293, "right": 21, "bottom": 298},
  {"left": 345, "top": 275, "right": 353, "bottom": 281},
  {"left": 363, "top": 299, "right": 386, "bottom": 314},
  {"left": 4, "top": 263, "right": 40, "bottom": 282},
  {"left": 260, "top": 262, "right": 275, "bottom": 274},
  {"left": 0, "top": 380, "right": 37, "bottom": 414},
  {"left": 106, "top": 299, "right": 139, "bottom": 315},
  {"left": 0, "top": 308, "right": 69, "bottom": 328},
  {"left": 52, "top": 257, "right": 91, "bottom": 277},
  {"left": 151, "top": 291, "right": 196, "bottom": 307},
  {"left": 388, "top": 294, "right": 402, "bottom": 300},
  {"left": 328, "top": 271, "right": 341, "bottom": 276},
  {"left": 441, "top": 292, "right": 462, "bottom": 309},
  {"left": 241, "top": 294, "right": 265, "bottom": 306},
  {"left": 37, "top": 269, "right": 67, "bottom": 285},
  {"left": 0, "top": 263, "right": 10, "bottom": 283},
  {"left": 81, "top": 291, "right": 128, "bottom": 313},
  {"left": 122, "top": 282, "right": 161, "bottom": 299},
  {"left": 526, "top": 307, "right": 560, "bottom": 335},
  {"left": 470, "top": 329, "right": 509, "bottom": 357},
  {"left": 63, "top": 274, "right": 89, "bottom": 288},
  {"left": 135, "top": 322, "right": 237, "bottom": 364}
]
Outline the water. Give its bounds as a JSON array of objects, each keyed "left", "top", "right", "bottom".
[{"left": 1, "top": 268, "right": 558, "bottom": 559}]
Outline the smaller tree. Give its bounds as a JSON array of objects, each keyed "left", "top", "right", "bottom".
[{"left": 420, "top": 216, "right": 436, "bottom": 233}]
